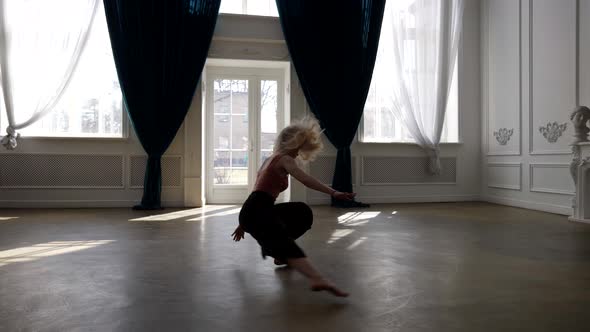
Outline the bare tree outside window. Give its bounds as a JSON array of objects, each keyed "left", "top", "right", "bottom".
[{"left": 82, "top": 98, "right": 99, "bottom": 133}]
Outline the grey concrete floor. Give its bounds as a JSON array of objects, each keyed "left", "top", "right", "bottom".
[{"left": 1, "top": 202, "right": 590, "bottom": 332}]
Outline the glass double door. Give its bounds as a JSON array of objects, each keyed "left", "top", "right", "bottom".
[{"left": 205, "top": 66, "right": 287, "bottom": 204}]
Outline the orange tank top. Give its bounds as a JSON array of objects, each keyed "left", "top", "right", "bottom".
[{"left": 253, "top": 154, "right": 289, "bottom": 199}]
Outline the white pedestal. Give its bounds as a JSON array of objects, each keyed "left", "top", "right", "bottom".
[{"left": 570, "top": 142, "right": 590, "bottom": 223}]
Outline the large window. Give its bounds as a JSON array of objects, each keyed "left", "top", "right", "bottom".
[
  {"left": 360, "top": 1, "right": 459, "bottom": 144},
  {"left": 220, "top": 0, "right": 278, "bottom": 17},
  {"left": 0, "top": 4, "right": 124, "bottom": 138},
  {"left": 361, "top": 68, "right": 458, "bottom": 143}
]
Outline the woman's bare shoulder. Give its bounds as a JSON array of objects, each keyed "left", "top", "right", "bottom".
[
  {"left": 278, "top": 155, "right": 301, "bottom": 173},
  {"left": 277, "top": 154, "right": 297, "bottom": 166}
]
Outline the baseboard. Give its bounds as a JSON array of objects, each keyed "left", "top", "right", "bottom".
[
  {"left": 307, "top": 194, "right": 480, "bottom": 206},
  {"left": 484, "top": 195, "right": 572, "bottom": 216},
  {"left": 0, "top": 200, "right": 185, "bottom": 209},
  {"left": 568, "top": 216, "right": 590, "bottom": 224}
]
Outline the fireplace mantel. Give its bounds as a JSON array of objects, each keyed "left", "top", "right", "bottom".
[{"left": 570, "top": 142, "right": 590, "bottom": 223}]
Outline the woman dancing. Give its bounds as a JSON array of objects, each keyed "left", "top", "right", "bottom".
[{"left": 232, "top": 117, "right": 354, "bottom": 297}]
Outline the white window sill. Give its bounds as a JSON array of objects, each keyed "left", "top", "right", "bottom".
[
  {"left": 218, "top": 13, "right": 279, "bottom": 19},
  {"left": 15, "top": 135, "right": 128, "bottom": 141},
  {"left": 357, "top": 141, "right": 463, "bottom": 146}
]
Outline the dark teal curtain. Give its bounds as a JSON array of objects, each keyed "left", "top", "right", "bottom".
[
  {"left": 103, "top": 0, "right": 221, "bottom": 209},
  {"left": 276, "top": 0, "right": 385, "bottom": 207}
]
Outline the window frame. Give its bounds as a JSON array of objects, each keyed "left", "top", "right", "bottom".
[
  {"left": 358, "top": 49, "right": 463, "bottom": 145},
  {"left": 0, "top": 2, "right": 129, "bottom": 141},
  {"left": 0, "top": 102, "right": 130, "bottom": 141},
  {"left": 357, "top": 102, "right": 462, "bottom": 145}
]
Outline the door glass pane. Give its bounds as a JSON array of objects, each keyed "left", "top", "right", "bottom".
[
  {"left": 213, "top": 80, "right": 231, "bottom": 114},
  {"left": 260, "top": 80, "right": 278, "bottom": 166},
  {"left": 213, "top": 79, "right": 249, "bottom": 185},
  {"left": 232, "top": 151, "right": 248, "bottom": 168},
  {"left": 232, "top": 114, "right": 248, "bottom": 150},
  {"left": 214, "top": 168, "right": 232, "bottom": 185},
  {"left": 214, "top": 151, "right": 230, "bottom": 167},
  {"left": 213, "top": 115, "right": 230, "bottom": 149},
  {"left": 213, "top": 168, "right": 247, "bottom": 185},
  {"left": 231, "top": 80, "right": 248, "bottom": 115}
]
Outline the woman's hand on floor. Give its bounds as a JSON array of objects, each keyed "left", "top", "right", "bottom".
[
  {"left": 232, "top": 225, "right": 245, "bottom": 242},
  {"left": 333, "top": 191, "right": 356, "bottom": 201}
]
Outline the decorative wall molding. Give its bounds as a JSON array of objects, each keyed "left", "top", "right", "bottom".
[
  {"left": 484, "top": 194, "right": 572, "bottom": 215},
  {"left": 529, "top": 0, "right": 578, "bottom": 155},
  {"left": 493, "top": 128, "right": 514, "bottom": 145},
  {"left": 529, "top": 163, "right": 575, "bottom": 195},
  {"left": 0, "top": 153, "right": 125, "bottom": 189},
  {"left": 487, "top": 162, "right": 522, "bottom": 190},
  {"left": 360, "top": 156, "right": 457, "bottom": 185},
  {"left": 209, "top": 40, "right": 289, "bottom": 61},
  {"left": 484, "top": 0, "right": 522, "bottom": 156},
  {"left": 538, "top": 122, "right": 567, "bottom": 143},
  {"left": 308, "top": 194, "right": 479, "bottom": 206},
  {"left": 0, "top": 199, "right": 184, "bottom": 209}
]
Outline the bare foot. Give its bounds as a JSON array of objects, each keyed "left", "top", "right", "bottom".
[{"left": 310, "top": 279, "right": 349, "bottom": 297}]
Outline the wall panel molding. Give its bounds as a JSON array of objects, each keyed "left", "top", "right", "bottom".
[
  {"left": 485, "top": 0, "right": 522, "bottom": 156},
  {"left": 529, "top": 163, "right": 575, "bottom": 195},
  {"left": 529, "top": 0, "right": 578, "bottom": 155},
  {"left": 361, "top": 156, "right": 457, "bottom": 185},
  {"left": 485, "top": 194, "right": 572, "bottom": 215},
  {"left": 0, "top": 154, "right": 125, "bottom": 189},
  {"left": 0, "top": 199, "right": 184, "bottom": 209},
  {"left": 487, "top": 162, "right": 522, "bottom": 190},
  {"left": 308, "top": 194, "right": 479, "bottom": 206}
]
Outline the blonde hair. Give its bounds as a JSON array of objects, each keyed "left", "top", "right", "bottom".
[{"left": 274, "top": 116, "right": 324, "bottom": 161}]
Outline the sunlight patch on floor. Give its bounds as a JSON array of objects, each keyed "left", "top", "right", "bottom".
[
  {"left": 326, "top": 229, "right": 355, "bottom": 244},
  {"left": 129, "top": 205, "right": 236, "bottom": 221},
  {"left": 338, "top": 211, "right": 381, "bottom": 226},
  {"left": 187, "top": 207, "right": 241, "bottom": 221},
  {"left": 0, "top": 217, "right": 19, "bottom": 221},
  {"left": 346, "top": 236, "right": 368, "bottom": 250},
  {"left": 346, "top": 220, "right": 370, "bottom": 227},
  {"left": 0, "top": 240, "right": 115, "bottom": 267}
]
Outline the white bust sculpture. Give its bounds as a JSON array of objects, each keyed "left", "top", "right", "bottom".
[{"left": 570, "top": 106, "right": 590, "bottom": 144}]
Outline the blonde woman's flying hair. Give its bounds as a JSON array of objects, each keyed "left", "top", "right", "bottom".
[{"left": 274, "top": 115, "right": 324, "bottom": 161}]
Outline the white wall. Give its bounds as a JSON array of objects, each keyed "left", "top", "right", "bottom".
[
  {"left": 0, "top": 1, "right": 482, "bottom": 208},
  {"left": 481, "top": 0, "right": 589, "bottom": 215}
]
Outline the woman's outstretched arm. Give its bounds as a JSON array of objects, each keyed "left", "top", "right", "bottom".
[{"left": 281, "top": 155, "right": 355, "bottom": 200}]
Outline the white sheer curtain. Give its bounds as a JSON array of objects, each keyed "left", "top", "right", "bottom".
[
  {"left": 373, "top": 0, "right": 464, "bottom": 174},
  {"left": 0, "top": 0, "right": 98, "bottom": 149}
]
